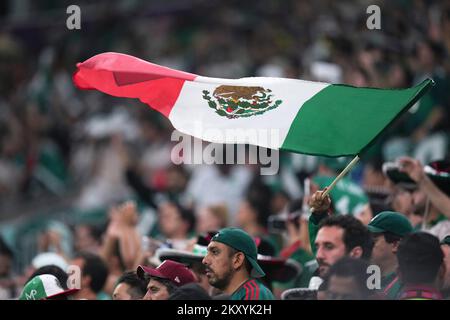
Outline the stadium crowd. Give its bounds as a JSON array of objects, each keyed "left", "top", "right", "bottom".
[{"left": 0, "top": 0, "right": 449, "bottom": 300}]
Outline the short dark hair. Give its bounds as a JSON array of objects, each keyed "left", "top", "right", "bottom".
[
  {"left": 323, "top": 257, "right": 372, "bottom": 299},
  {"left": 245, "top": 182, "right": 273, "bottom": 228},
  {"left": 168, "top": 283, "right": 211, "bottom": 300},
  {"left": 171, "top": 202, "right": 197, "bottom": 233},
  {"left": 28, "top": 265, "right": 69, "bottom": 289},
  {"left": 116, "top": 271, "right": 147, "bottom": 299},
  {"left": 397, "top": 232, "right": 444, "bottom": 284},
  {"left": 153, "top": 277, "right": 178, "bottom": 295},
  {"left": 319, "top": 215, "right": 373, "bottom": 260},
  {"left": 75, "top": 252, "right": 108, "bottom": 293}
]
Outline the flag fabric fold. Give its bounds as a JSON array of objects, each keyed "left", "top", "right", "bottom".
[{"left": 73, "top": 52, "right": 433, "bottom": 157}]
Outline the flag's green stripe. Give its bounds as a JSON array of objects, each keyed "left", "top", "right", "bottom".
[{"left": 281, "top": 79, "right": 434, "bottom": 157}]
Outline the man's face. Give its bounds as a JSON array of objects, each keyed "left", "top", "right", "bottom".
[
  {"left": 392, "top": 188, "right": 414, "bottom": 215},
  {"left": 412, "top": 189, "right": 426, "bottom": 215},
  {"left": 370, "top": 233, "right": 396, "bottom": 270},
  {"left": 197, "top": 208, "right": 222, "bottom": 234},
  {"left": 143, "top": 278, "right": 170, "bottom": 300},
  {"left": 202, "top": 241, "right": 234, "bottom": 290},
  {"left": 113, "top": 282, "right": 132, "bottom": 300},
  {"left": 315, "top": 226, "right": 347, "bottom": 277},
  {"left": 236, "top": 201, "right": 256, "bottom": 228},
  {"left": 70, "top": 257, "right": 88, "bottom": 295},
  {"left": 158, "top": 203, "right": 184, "bottom": 238},
  {"left": 325, "top": 275, "right": 363, "bottom": 300}
]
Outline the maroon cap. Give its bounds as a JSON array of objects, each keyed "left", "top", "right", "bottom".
[{"left": 137, "top": 260, "right": 196, "bottom": 286}]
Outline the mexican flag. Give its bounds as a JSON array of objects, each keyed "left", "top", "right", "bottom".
[{"left": 73, "top": 52, "right": 433, "bottom": 157}]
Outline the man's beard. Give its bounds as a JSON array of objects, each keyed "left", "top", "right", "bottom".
[
  {"left": 317, "top": 260, "right": 330, "bottom": 278},
  {"left": 207, "top": 267, "right": 233, "bottom": 291}
]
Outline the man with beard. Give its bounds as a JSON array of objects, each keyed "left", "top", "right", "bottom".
[
  {"left": 308, "top": 189, "right": 373, "bottom": 283},
  {"left": 367, "top": 211, "right": 413, "bottom": 299},
  {"left": 202, "top": 228, "right": 274, "bottom": 300}
]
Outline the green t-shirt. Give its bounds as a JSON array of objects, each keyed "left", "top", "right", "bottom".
[
  {"left": 312, "top": 175, "right": 369, "bottom": 217},
  {"left": 230, "top": 279, "right": 274, "bottom": 300}
]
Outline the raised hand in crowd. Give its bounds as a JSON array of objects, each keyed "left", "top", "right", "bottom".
[
  {"left": 398, "top": 156, "right": 450, "bottom": 219},
  {"left": 307, "top": 188, "right": 332, "bottom": 214},
  {"left": 101, "top": 201, "right": 142, "bottom": 270}
]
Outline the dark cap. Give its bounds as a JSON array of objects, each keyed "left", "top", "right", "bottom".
[
  {"left": 382, "top": 162, "right": 417, "bottom": 190},
  {"left": 441, "top": 235, "right": 450, "bottom": 246},
  {"left": 137, "top": 260, "right": 196, "bottom": 287},
  {"left": 424, "top": 160, "right": 450, "bottom": 196},
  {"left": 368, "top": 211, "right": 413, "bottom": 237},
  {"left": 211, "top": 228, "right": 265, "bottom": 278}
]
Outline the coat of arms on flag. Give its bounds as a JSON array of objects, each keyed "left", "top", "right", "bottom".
[{"left": 202, "top": 85, "right": 282, "bottom": 119}]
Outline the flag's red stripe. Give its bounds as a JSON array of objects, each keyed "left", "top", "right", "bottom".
[{"left": 73, "top": 52, "right": 197, "bottom": 117}]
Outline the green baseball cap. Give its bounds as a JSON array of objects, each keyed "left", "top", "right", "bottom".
[
  {"left": 19, "top": 274, "right": 79, "bottom": 300},
  {"left": 211, "top": 228, "right": 265, "bottom": 278},
  {"left": 441, "top": 235, "right": 450, "bottom": 246},
  {"left": 368, "top": 211, "right": 413, "bottom": 237}
]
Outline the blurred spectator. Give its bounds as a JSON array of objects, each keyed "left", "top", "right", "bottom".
[
  {"left": 100, "top": 201, "right": 141, "bottom": 295},
  {"left": 168, "top": 282, "right": 212, "bottom": 300},
  {"left": 137, "top": 260, "right": 196, "bottom": 300},
  {"left": 0, "top": 237, "right": 15, "bottom": 299},
  {"left": 320, "top": 257, "right": 373, "bottom": 300},
  {"left": 196, "top": 205, "right": 229, "bottom": 235},
  {"left": 236, "top": 183, "right": 279, "bottom": 254},
  {"left": 154, "top": 201, "right": 196, "bottom": 249},
  {"left": 368, "top": 211, "right": 413, "bottom": 299},
  {"left": 71, "top": 252, "right": 109, "bottom": 300},
  {"left": 187, "top": 163, "right": 253, "bottom": 221},
  {"left": 112, "top": 270, "right": 147, "bottom": 300},
  {"left": 397, "top": 232, "right": 445, "bottom": 300},
  {"left": 272, "top": 199, "right": 316, "bottom": 298},
  {"left": 73, "top": 224, "right": 103, "bottom": 254}
]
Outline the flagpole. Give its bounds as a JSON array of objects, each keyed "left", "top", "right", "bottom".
[{"left": 321, "top": 155, "right": 360, "bottom": 199}]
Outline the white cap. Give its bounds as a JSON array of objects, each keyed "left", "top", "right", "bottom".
[{"left": 32, "top": 252, "right": 68, "bottom": 271}]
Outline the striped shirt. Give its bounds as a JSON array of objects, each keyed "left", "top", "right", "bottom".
[{"left": 230, "top": 279, "right": 274, "bottom": 300}]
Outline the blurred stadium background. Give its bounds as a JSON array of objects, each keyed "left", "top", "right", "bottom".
[{"left": 0, "top": 0, "right": 449, "bottom": 275}]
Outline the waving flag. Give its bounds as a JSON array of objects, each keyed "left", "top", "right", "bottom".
[{"left": 73, "top": 52, "right": 433, "bottom": 157}]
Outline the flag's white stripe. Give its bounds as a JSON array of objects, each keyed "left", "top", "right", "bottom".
[{"left": 168, "top": 77, "right": 329, "bottom": 149}]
